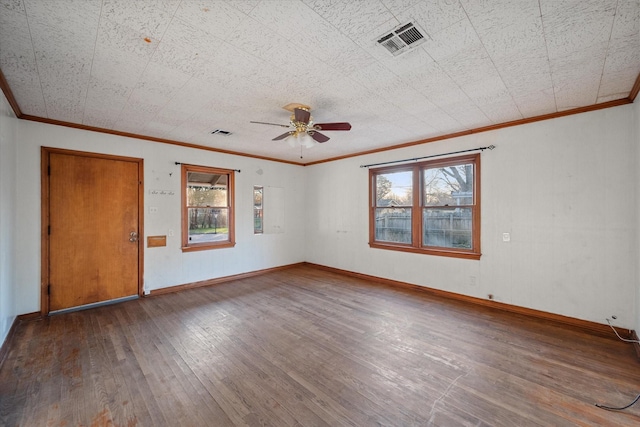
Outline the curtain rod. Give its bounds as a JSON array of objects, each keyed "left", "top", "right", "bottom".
[
  {"left": 175, "top": 162, "right": 241, "bottom": 173},
  {"left": 359, "top": 145, "right": 496, "bottom": 168}
]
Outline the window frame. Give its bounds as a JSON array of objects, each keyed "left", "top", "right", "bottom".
[
  {"left": 181, "top": 164, "right": 235, "bottom": 252},
  {"left": 369, "top": 153, "right": 481, "bottom": 260}
]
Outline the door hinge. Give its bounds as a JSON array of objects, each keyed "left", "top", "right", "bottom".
[
  {"left": 48, "top": 225, "right": 51, "bottom": 235},
  {"left": 48, "top": 165, "right": 51, "bottom": 175},
  {"left": 47, "top": 284, "right": 51, "bottom": 295}
]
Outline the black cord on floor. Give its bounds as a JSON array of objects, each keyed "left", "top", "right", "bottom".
[{"left": 595, "top": 394, "right": 640, "bottom": 411}]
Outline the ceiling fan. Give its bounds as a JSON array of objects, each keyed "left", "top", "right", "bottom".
[{"left": 250, "top": 103, "right": 351, "bottom": 148}]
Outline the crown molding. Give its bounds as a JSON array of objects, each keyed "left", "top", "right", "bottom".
[
  {"left": 303, "top": 97, "right": 633, "bottom": 166},
  {"left": 629, "top": 70, "right": 640, "bottom": 102},
  {"left": 20, "top": 114, "right": 304, "bottom": 166},
  {"left": 0, "top": 68, "right": 23, "bottom": 118},
  {"left": 2, "top": 67, "right": 638, "bottom": 167}
]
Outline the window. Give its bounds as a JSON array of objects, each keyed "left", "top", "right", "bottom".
[
  {"left": 253, "top": 186, "right": 263, "bottom": 234},
  {"left": 182, "top": 164, "right": 235, "bottom": 251},
  {"left": 369, "top": 154, "right": 480, "bottom": 259}
]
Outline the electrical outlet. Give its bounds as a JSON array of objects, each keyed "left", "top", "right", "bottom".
[
  {"left": 149, "top": 206, "right": 158, "bottom": 214},
  {"left": 469, "top": 276, "right": 476, "bottom": 286},
  {"left": 502, "top": 232, "right": 510, "bottom": 242},
  {"left": 168, "top": 229, "right": 174, "bottom": 236}
]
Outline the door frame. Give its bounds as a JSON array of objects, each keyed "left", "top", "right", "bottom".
[{"left": 41, "top": 147, "right": 144, "bottom": 315}]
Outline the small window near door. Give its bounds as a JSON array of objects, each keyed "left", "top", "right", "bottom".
[
  {"left": 254, "top": 186, "right": 263, "bottom": 234},
  {"left": 182, "top": 164, "right": 235, "bottom": 251}
]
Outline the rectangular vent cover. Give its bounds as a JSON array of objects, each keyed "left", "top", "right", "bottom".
[
  {"left": 377, "top": 22, "right": 426, "bottom": 56},
  {"left": 211, "top": 129, "right": 232, "bottom": 136}
]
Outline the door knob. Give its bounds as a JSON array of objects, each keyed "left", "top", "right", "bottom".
[{"left": 129, "top": 231, "right": 138, "bottom": 242}]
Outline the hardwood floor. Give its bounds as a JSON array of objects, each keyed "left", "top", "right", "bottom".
[{"left": 1, "top": 264, "right": 639, "bottom": 426}]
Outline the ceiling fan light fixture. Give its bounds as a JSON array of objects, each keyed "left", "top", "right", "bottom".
[
  {"left": 287, "top": 136, "right": 297, "bottom": 148},
  {"left": 300, "top": 133, "right": 316, "bottom": 148},
  {"left": 251, "top": 104, "right": 351, "bottom": 146},
  {"left": 283, "top": 132, "right": 315, "bottom": 148}
]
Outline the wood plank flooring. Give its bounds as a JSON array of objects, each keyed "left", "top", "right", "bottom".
[{"left": 1, "top": 265, "right": 639, "bottom": 426}]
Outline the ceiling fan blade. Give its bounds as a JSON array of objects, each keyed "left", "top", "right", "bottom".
[
  {"left": 314, "top": 122, "right": 352, "bottom": 131},
  {"left": 309, "top": 131, "right": 330, "bottom": 143},
  {"left": 250, "top": 121, "right": 290, "bottom": 128},
  {"left": 294, "top": 108, "right": 310, "bottom": 124},
  {"left": 272, "top": 132, "right": 293, "bottom": 141}
]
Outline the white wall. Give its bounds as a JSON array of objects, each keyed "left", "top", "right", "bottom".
[
  {"left": 3, "top": 100, "right": 639, "bottom": 342},
  {"left": 14, "top": 120, "right": 307, "bottom": 315},
  {"left": 306, "top": 104, "right": 638, "bottom": 328},
  {"left": 0, "top": 90, "right": 18, "bottom": 345}
]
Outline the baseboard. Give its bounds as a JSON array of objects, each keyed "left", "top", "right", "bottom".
[
  {"left": 0, "top": 317, "right": 18, "bottom": 368},
  {"left": 0, "top": 312, "right": 41, "bottom": 369},
  {"left": 304, "top": 262, "right": 636, "bottom": 342},
  {"left": 7, "top": 265, "right": 634, "bottom": 366},
  {"left": 148, "top": 262, "right": 306, "bottom": 296},
  {"left": 17, "top": 312, "right": 42, "bottom": 322}
]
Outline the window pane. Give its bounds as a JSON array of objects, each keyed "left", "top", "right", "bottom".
[
  {"left": 188, "top": 208, "right": 229, "bottom": 243},
  {"left": 375, "top": 208, "right": 412, "bottom": 244},
  {"left": 253, "top": 186, "right": 263, "bottom": 234},
  {"left": 376, "top": 170, "right": 413, "bottom": 207},
  {"left": 423, "top": 208, "right": 472, "bottom": 249},
  {"left": 423, "top": 163, "right": 473, "bottom": 206},
  {"left": 187, "top": 172, "right": 228, "bottom": 207}
]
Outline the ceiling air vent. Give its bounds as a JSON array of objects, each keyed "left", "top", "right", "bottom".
[
  {"left": 376, "top": 22, "right": 426, "bottom": 56},
  {"left": 210, "top": 129, "right": 232, "bottom": 136}
]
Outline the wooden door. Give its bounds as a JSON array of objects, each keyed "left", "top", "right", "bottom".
[{"left": 45, "top": 149, "right": 142, "bottom": 313}]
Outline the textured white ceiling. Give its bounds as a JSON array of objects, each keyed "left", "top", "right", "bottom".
[{"left": 1, "top": 0, "right": 639, "bottom": 164}]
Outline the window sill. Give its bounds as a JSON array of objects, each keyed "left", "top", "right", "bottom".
[
  {"left": 181, "top": 242, "right": 235, "bottom": 252},
  {"left": 368, "top": 242, "right": 481, "bottom": 260}
]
